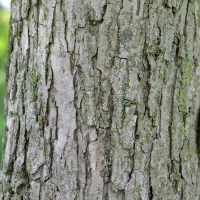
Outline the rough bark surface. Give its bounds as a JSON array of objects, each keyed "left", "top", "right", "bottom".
[{"left": 1, "top": 0, "right": 200, "bottom": 199}]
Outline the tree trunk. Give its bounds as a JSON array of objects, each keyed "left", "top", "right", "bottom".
[{"left": 1, "top": 0, "right": 200, "bottom": 199}]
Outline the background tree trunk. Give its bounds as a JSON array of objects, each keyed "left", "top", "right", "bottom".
[{"left": 1, "top": 0, "right": 200, "bottom": 199}]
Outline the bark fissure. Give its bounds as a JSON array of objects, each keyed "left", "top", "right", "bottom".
[
  {"left": 180, "top": 184, "right": 184, "bottom": 200},
  {"left": 83, "top": 138, "right": 91, "bottom": 199},
  {"left": 36, "top": 0, "right": 40, "bottom": 47},
  {"left": 196, "top": 109, "right": 200, "bottom": 158},
  {"left": 183, "top": 0, "right": 189, "bottom": 37},
  {"left": 168, "top": 35, "right": 180, "bottom": 180},
  {"left": 143, "top": 5, "right": 151, "bottom": 116},
  {"left": 9, "top": 117, "right": 21, "bottom": 198},
  {"left": 136, "top": 0, "right": 141, "bottom": 16},
  {"left": 148, "top": 143, "right": 153, "bottom": 200},
  {"left": 55, "top": 103, "right": 58, "bottom": 140},
  {"left": 104, "top": 85, "right": 114, "bottom": 195},
  {"left": 24, "top": 135, "right": 30, "bottom": 196},
  {"left": 168, "top": 68, "right": 177, "bottom": 179}
]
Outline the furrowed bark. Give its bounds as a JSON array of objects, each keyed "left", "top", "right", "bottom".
[{"left": 1, "top": 0, "right": 200, "bottom": 199}]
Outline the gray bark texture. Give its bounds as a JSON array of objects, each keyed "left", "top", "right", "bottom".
[{"left": 1, "top": 0, "right": 200, "bottom": 199}]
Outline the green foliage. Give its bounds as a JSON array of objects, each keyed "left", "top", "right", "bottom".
[{"left": 0, "top": 6, "right": 10, "bottom": 167}]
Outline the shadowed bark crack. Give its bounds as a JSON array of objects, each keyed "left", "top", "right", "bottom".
[
  {"left": 168, "top": 68, "right": 177, "bottom": 180},
  {"left": 168, "top": 35, "right": 179, "bottom": 180},
  {"left": 196, "top": 109, "right": 200, "bottom": 160},
  {"left": 148, "top": 142, "right": 153, "bottom": 200},
  {"left": 136, "top": 0, "right": 141, "bottom": 16},
  {"left": 183, "top": 0, "right": 189, "bottom": 37},
  {"left": 83, "top": 137, "right": 91, "bottom": 199}
]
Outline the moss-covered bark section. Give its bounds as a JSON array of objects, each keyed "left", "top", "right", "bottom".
[{"left": 1, "top": 0, "right": 200, "bottom": 199}]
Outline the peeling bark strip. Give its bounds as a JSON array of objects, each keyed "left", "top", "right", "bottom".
[{"left": 1, "top": 0, "right": 200, "bottom": 199}]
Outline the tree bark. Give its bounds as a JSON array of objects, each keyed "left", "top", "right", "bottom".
[{"left": 1, "top": 0, "right": 200, "bottom": 199}]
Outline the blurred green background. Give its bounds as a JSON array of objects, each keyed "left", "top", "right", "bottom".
[{"left": 0, "top": 5, "right": 10, "bottom": 166}]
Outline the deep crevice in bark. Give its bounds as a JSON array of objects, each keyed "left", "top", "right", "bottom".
[
  {"left": 143, "top": 2, "right": 151, "bottom": 117},
  {"left": 24, "top": 122, "right": 30, "bottom": 197},
  {"left": 183, "top": 0, "right": 189, "bottom": 37},
  {"left": 91, "top": 54, "right": 97, "bottom": 70},
  {"left": 136, "top": 0, "right": 141, "bottom": 16},
  {"left": 128, "top": 152, "right": 134, "bottom": 183},
  {"left": 102, "top": 182, "right": 109, "bottom": 200},
  {"left": 102, "top": 84, "right": 114, "bottom": 199},
  {"left": 168, "top": 35, "right": 180, "bottom": 181},
  {"left": 36, "top": 0, "right": 41, "bottom": 47},
  {"left": 148, "top": 143, "right": 153, "bottom": 200},
  {"left": 102, "top": 3, "right": 107, "bottom": 20},
  {"left": 49, "top": 127, "right": 54, "bottom": 175},
  {"left": 9, "top": 117, "right": 21, "bottom": 198},
  {"left": 97, "top": 69, "right": 103, "bottom": 128},
  {"left": 179, "top": 154, "right": 183, "bottom": 180},
  {"left": 168, "top": 76, "right": 176, "bottom": 180},
  {"left": 180, "top": 183, "right": 184, "bottom": 200},
  {"left": 71, "top": 50, "right": 81, "bottom": 199},
  {"left": 128, "top": 108, "right": 138, "bottom": 183},
  {"left": 55, "top": 103, "right": 58, "bottom": 140},
  {"left": 158, "top": 90, "right": 162, "bottom": 139},
  {"left": 196, "top": 109, "right": 200, "bottom": 160},
  {"left": 149, "top": 186, "right": 153, "bottom": 200},
  {"left": 83, "top": 137, "right": 91, "bottom": 199}
]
